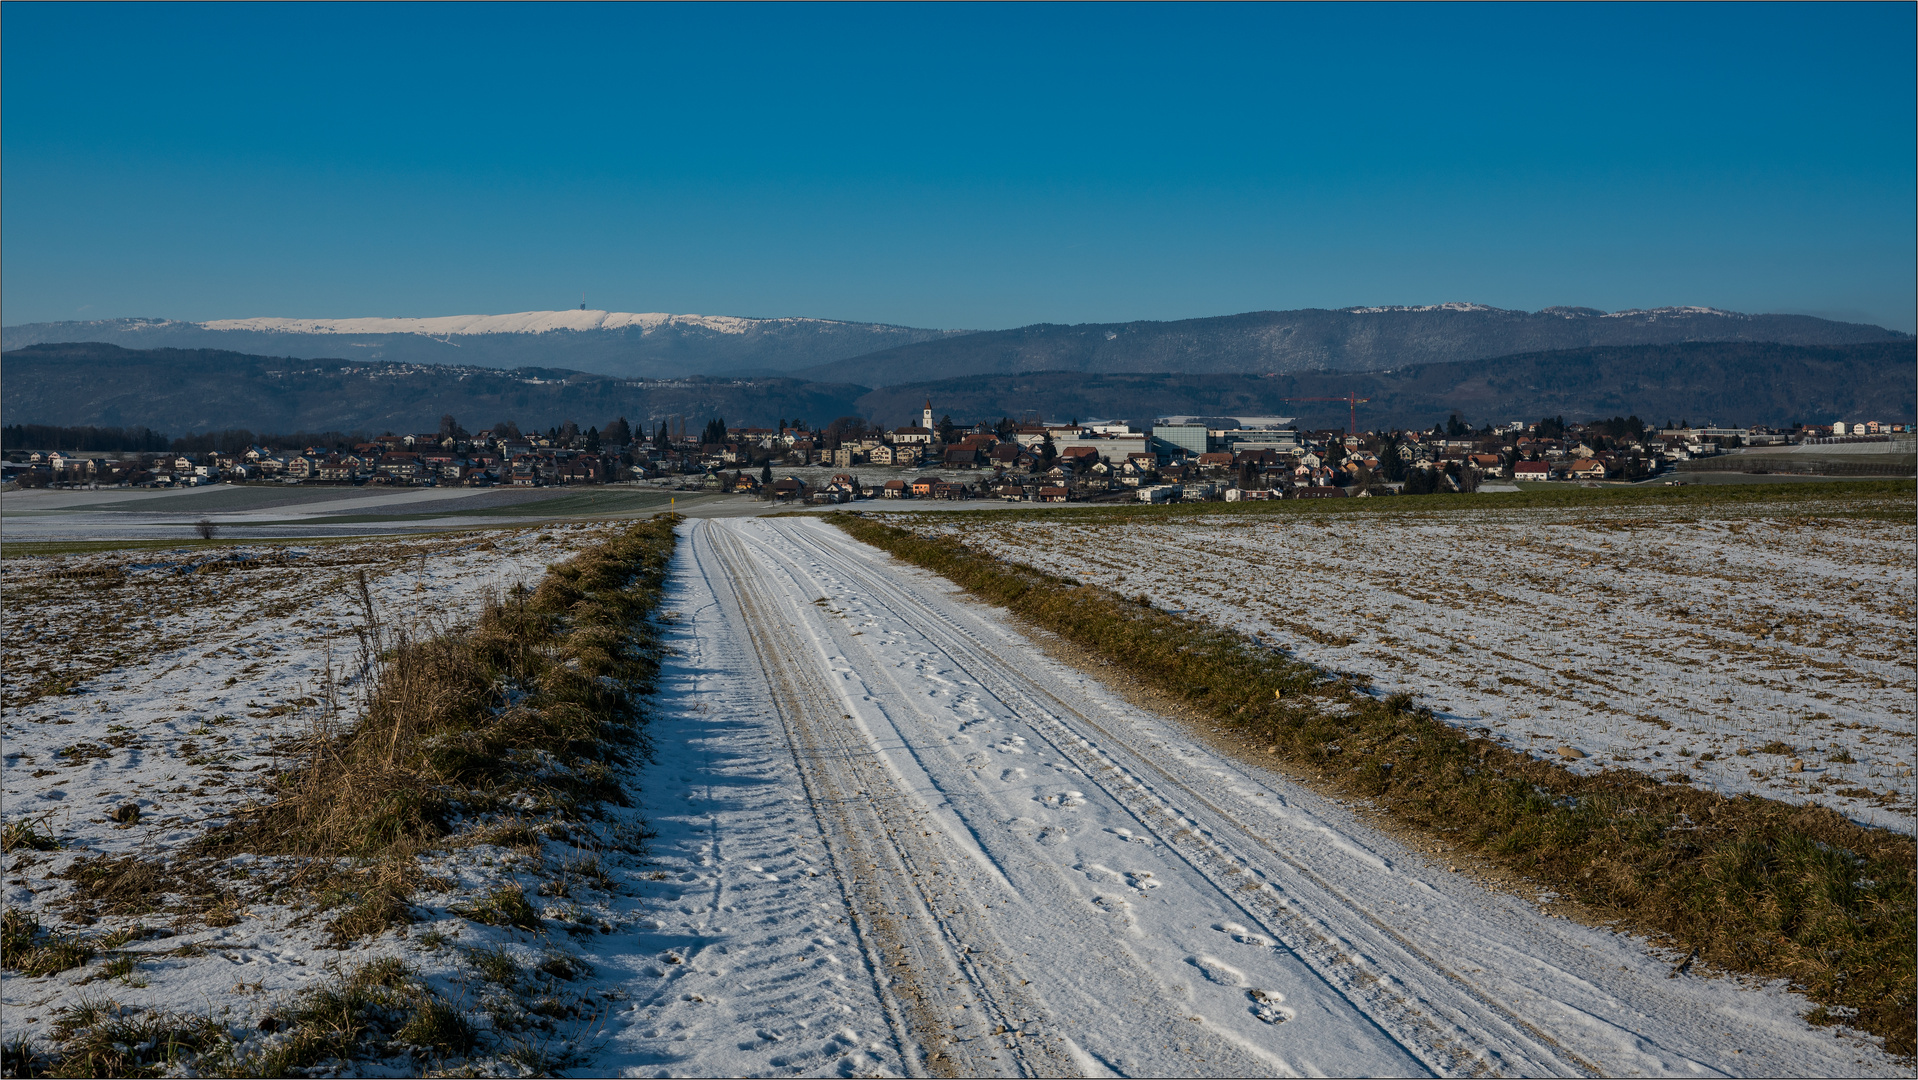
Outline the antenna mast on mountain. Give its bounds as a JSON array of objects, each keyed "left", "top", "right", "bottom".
[{"left": 580, "top": 292, "right": 587, "bottom": 311}]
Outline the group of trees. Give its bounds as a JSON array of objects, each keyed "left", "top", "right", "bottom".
[
  {"left": 4, "top": 423, "right": 171, "bottom": 453},
  {"left": 2, "top": 424, "right": 376, "bottom": 457}
]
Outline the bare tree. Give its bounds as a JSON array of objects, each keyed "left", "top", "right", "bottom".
[{"left": 195, "top": 518, "right": 218, "bottom": 540}]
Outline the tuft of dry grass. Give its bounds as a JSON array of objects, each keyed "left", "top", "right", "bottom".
[
  {"left": 11, "top": 958, "right": 487, "bottom": 1076},
  {"left": 833, "top": 511, "right": 1918, "bottom": 1057}
]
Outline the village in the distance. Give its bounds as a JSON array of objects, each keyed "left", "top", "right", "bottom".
[{"left": 7, "top": 400, "right": 1910, "bottom": 505}]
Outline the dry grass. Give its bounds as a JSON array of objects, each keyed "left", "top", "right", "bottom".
[
  {"left": 197, "top": 514, "right": 678, "bottom": 940},
  {"left": 4, "top": 516, "right": 682, "bottom": 1077},
  {"left": 833, "top": 511, "right": 1918, "bottom": 1057},
  {"left": 9, "top": 959, "right": 478, "bottom": 1078}
]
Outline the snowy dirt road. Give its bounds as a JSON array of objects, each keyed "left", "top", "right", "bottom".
[{"left": 626, "top": 517, "right": 1895, "bottom": 1078}]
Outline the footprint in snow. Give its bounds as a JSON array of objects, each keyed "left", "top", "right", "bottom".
[
  {"left": 1038, "top": 790, "right": 1086, "bottom": 809},
  {"left": 1189, "top": 954, "right": 1247, "bottom": 986},
  {"left": 1106, "top": 827, "right": 1153, "bottom": 846},
  {"left": 994, "top": 737, "right": 1028, "bottom": 754},
  {"left": 1001, "top": 767, "right": 1027, "bottom": 783},
  {"left": 1248, "top": 988, "right": 1295, "bottom": 1024},
  {"left": 1123, "top": 870, "right": 1160, "bottom": 890},
  {"left": 1092, "top": 895, "right": 1142, "bottom": 934},
  {"left": 1214, "top": 921, "right": 1275, "bottom": 947}
]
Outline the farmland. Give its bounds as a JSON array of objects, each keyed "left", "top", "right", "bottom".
[
  {"left": 0, "top": 525, "right": 659, "bottom": 1070},
  {"left": 896, "top": 488, "right": 1917, "bottom": 833}
]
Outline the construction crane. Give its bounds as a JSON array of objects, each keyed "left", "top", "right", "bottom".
[{"left": 1280, "top": 393, "right": 1372, "bottom": 434}]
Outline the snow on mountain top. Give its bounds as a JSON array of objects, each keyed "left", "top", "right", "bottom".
[
  {"left": 1601, "top": 306, "right": 1741, "bottom": 319},
  {"left": 1340, "top": 303, "right": 1753, "bottom": 320},
  {"left": 200, "top": 310, "right": 853, "bottom": 337},
  {"left": 1343, "top": 302, "right": 1504, "bottom": 315}
]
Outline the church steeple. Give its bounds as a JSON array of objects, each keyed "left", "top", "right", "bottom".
[{"left": 922, "top": 399, "right": 935, "bottom": 432}]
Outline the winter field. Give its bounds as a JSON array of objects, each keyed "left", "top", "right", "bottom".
[
  {"left": 1, "top": 525, "right": 675, "bottom": 1072},
  {"left": 899, "top": 489, "right": 1918, "bottom": 834},
  {"left": 2, "top": 493, "right": 1912, "bottom": 1076}
]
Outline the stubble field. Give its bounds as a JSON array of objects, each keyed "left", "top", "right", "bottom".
[
  {"left": 0, "top": 525, "right": 659, "bottom": 1072},
  {"left": 899, "top": 488, "right": 1917, "bottom": 833}
]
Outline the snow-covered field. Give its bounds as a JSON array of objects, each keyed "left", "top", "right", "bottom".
[
  {"left": 4, "top": 511, "right": 1909, "bottom": 1076},
  {"left": 1, "top": 525, "right": 650, "bottom": 1069},
  {"left": 907, "top": 497, "right": 1918, "bottom": 833}
]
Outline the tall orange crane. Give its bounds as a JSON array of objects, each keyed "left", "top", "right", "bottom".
[{"left": 1280, "top": 393, "right": 1372, "bottom": 434}]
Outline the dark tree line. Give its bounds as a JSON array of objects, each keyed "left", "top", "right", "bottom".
[
  {"left": 3, "top": 423, "right": 372, "bottom": 455},
  {"left": 3, "top": 424, "right": 170, "bottom": 453}
]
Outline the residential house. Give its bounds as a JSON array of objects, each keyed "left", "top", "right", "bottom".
[{"left": 944, "top": 445, "right": 982, "bottom": 468}]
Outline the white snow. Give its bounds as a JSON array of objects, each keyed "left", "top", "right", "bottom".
[
  {"left": 0, "top": 526, "right": 617, "bottom": 1064},
  {"left": 916, "top": 502, "right": 1918, "bottom": 833},
  {"left": 1343, "top": 302, "right": 1505, "bottom": 314},
  {"left": 619, "top": 517, "right": 1903, "bottom": 1075},
  {"left": 5, "top": 512, "right": 1907, "bottom": 1075},
  {"left": 199, "top": 310, "right": 850, "bottom": 337}
]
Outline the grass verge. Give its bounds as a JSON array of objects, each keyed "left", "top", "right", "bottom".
[
  {"left": 5, "top": 959, "right": 477, "bottom": 1077},
  {"left": 831, "top": 511, "right": 1918, "bottom": 1056},
  {"left": 820, "top": 477, "right": 1911, "bottom": 526},
  {"left": 202, "top": 513, "right": 679, "bottom": 940},
  {"left": 4, "top": 515, "right": 681, "bottom": 1075}
]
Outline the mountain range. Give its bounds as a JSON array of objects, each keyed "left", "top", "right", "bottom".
[
  {"left": 796, "top": 304, "right": 1910, "bottom": 386},
  {"left": 6, "top": 339, "right": 1910, "bottom": 438},
  {"left": 0, "top": 311, "right": 960, "bottom": 380},
  {"left": 6, "top": 303, "right": 1904, "bottom": 386}
]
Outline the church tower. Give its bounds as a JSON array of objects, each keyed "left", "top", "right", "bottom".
[{"left": 922, "top": 400, "right": 935, "bottom": 432}]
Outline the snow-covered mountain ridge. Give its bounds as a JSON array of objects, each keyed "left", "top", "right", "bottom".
[
  {"left": 199, "top": 309, "right": 895, "bottom": 337},
  {"left": 1342, "top": 302, "right": 1744, "bottom": 319},
  {"left": 1, "top": 311, "right": 959, "bottom": 380},
  {"left": 6, "top": 304, "right": 1907, "bottom": 386}
]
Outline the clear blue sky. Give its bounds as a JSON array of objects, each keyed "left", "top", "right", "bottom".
[{"left": 4, "top": 2, "right": 1913, "bottom": 331}]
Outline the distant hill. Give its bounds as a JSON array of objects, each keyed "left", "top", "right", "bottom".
[
  {"left": 8, "top": 339, "right": 1910, "bottom": 441},
  {"left": 857, "top": 341, "right": 1918, "bottom": 431},
  {"left": 804, "top": 304, "right": 1909, "bottom": 387},
  {"left": 0, "top": 310, "right": 960, "bottom": 380},
  {"left": 0, "top": 343, "right": 866, "bottom": 434}
]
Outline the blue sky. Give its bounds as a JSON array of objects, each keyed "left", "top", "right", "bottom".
[{"left": 4, "top": 3, "right": 1913, "bottom": 330}]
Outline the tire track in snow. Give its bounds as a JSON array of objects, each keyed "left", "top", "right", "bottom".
[
  {"left": 704, "top": 523, "right": 1067, "bottom": 1077},
  {"left": 771, "top": 519, "right": 1575, "bottom": 1077},
  {"left": 782, "top": 515, "right": 1897, "bottom": 1078},
  {"left": 729, "top": 522, "right": 1353, "bottom": 1077}
]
